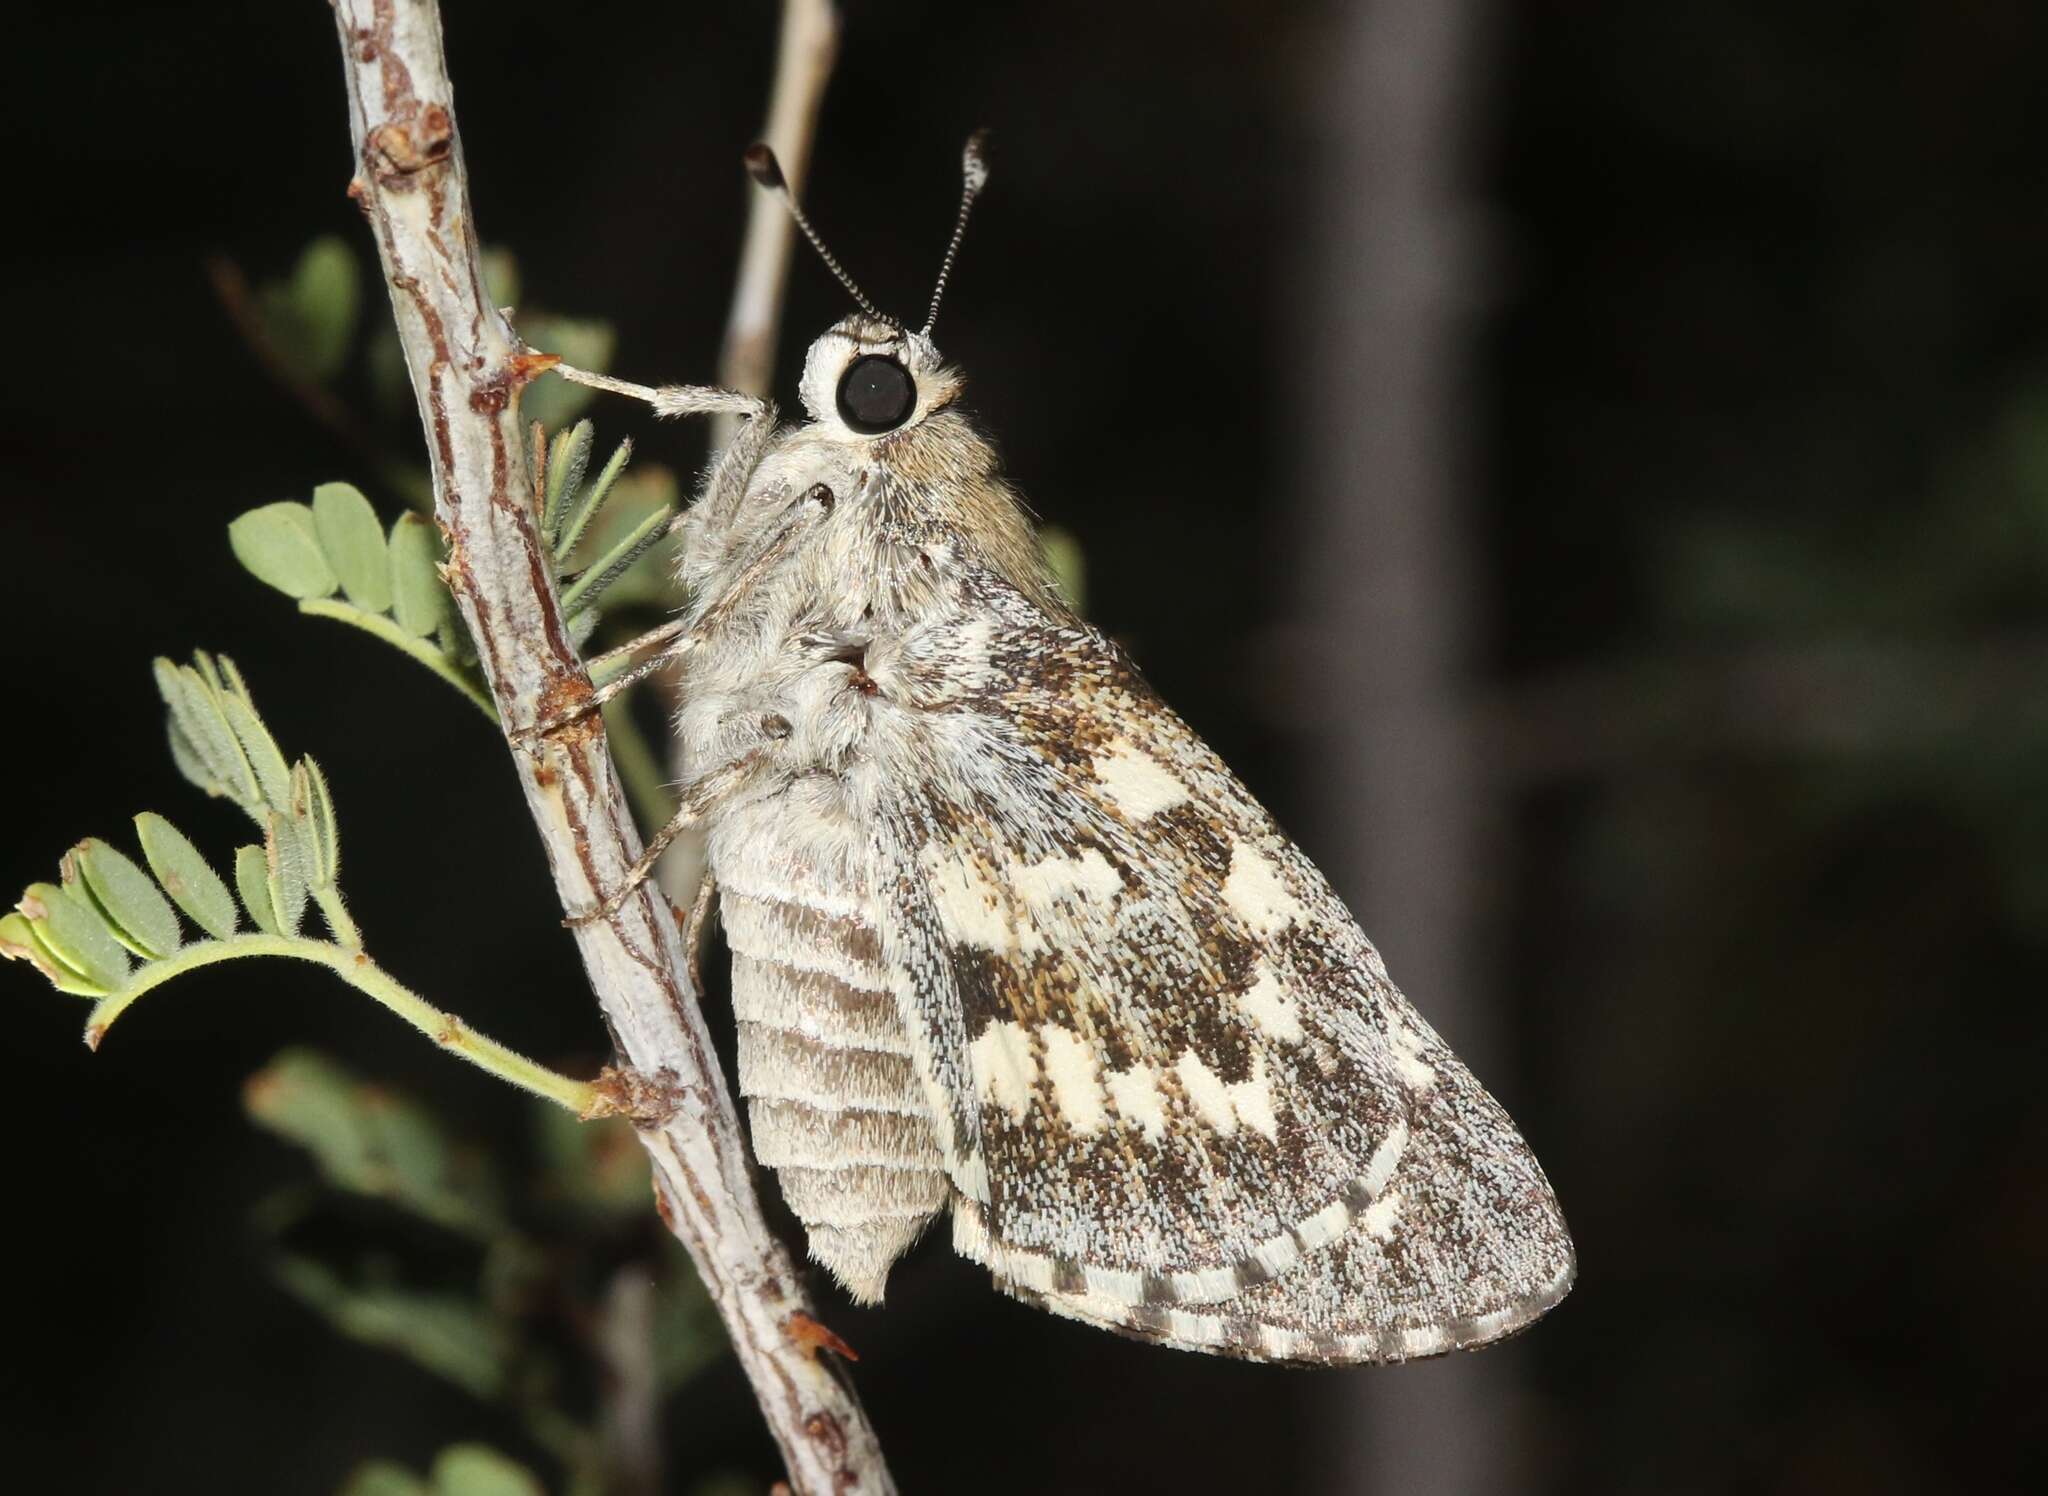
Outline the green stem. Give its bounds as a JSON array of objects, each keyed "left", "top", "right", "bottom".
[
  {"left": 298, "top": 598, "right": 499, "bottom": 722},
  {"left": 85, "top": 934, "right": 596, "bottom": 1114},
  {"left": 312, "top": 885, "right": 362, "bottom": 950}
]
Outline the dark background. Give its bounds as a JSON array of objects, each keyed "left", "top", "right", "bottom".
[{"left": 5, "top": 1, "right": 2045, "bottom": 1493}]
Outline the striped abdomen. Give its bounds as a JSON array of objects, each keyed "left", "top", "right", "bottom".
[{"left": 720, "top": 881, "right": 948, "bottom": 1303}]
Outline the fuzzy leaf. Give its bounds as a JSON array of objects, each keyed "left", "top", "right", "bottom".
[
  {"left": 134, "top": 814, "right": 239, "bottom": 939},
  {"left": 389, "top": 513, "right": 450, "bottom": 639},
  {"left": 0, "top": 911, "right": 106, "bottom": 996},
  {"left": 292, "top": 758, "right": 341, "bottom": 888},
  {"left": 231, "top": 502, "right": 339, "bottom": 600},
  {"left": 541, "top": 420, "right": 593, "bottom": 547},
  {"left": 220, "top": 690, "right": 293, "bottom": 813},
  {"left": 73, "top": 838, "right": 181, "bottom": 960},
  {"left": 235, "top": 845, "right": 281, "bottom": 935},
  {"left": 428, "top": 1446, "right": 545, "bottom": 1496},
  {"left": 155, "top": 658, "right": 257, "bottom": 805},
  {"left": 166, "top": 719, "right": 217, "bottom": 798},
  {"left": 559, "top": 499, "right": 673, "bottom": 617},
  {"left": 266, "top": 816, "right": 309, "bottom": 937},
  {"left": 20, "top": 883, "right": 129, "bottom": 992},
  {"left": 313, "top": 482, "right": 394, "bottom": 613},
  {"left": 553, "top": 436, "right": 633, "bottom": 564},
  {"left": 564, "top": 464, "right": 680, "bottom": 612}
]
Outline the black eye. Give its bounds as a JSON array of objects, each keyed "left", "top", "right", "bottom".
[{"left": 836, "top": 355, "right": 916, "bottom": 434}]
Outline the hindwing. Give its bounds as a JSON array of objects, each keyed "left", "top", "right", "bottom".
[{"left": 863, "top": 543, "right": 1574, "bottom": 1361}]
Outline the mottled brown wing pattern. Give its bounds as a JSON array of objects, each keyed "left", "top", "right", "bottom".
[{"left": 866, "top": 546, "right": 1574, "bottom": 1361}]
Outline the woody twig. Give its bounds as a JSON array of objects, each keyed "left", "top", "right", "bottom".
[{"left": 322, "top": 2, "right": 890, "bottom": 1491}]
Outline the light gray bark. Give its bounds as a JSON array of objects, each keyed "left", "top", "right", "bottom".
[{"left": 323, "top": 3, "right": 891, "bottom": 1490}]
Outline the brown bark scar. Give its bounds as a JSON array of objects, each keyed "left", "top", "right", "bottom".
[{"left": 582, "top": 1063, "right": 690, "bottom": 1126}]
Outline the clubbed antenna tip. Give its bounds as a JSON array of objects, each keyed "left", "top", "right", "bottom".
[
  {"left": 742, "top": 141, "right": 884, "bottom": 323},
  {"left": 743, "top": 142, "right": 787, "bottom": 193},
  {"left": 921, "top": 128, "right": 992, "bottom": 338}
]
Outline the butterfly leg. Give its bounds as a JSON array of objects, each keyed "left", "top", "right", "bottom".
[
  {"left": 679, "top": 872, "right": 719, "bottom": 992},
  {"left": 567, "top": 749, "right": 769, "bottom": 926}
]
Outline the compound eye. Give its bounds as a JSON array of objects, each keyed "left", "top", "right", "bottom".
[{"left": 836, "top": 355, "right": 916, "bottom": 434}]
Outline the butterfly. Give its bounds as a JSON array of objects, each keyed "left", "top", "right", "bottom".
[{"left": 545, "top": 134, "right": 1574, "bottom": 1363}]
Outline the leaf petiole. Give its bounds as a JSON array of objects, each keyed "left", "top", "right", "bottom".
[
  {"left": 84, "top": 934, "right": 595, "bottom": 1115},
  {"left": 297, "top": 598, "right": 499, "bottom": 721}
]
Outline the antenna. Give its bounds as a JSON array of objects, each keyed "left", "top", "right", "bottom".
[
  {"left": 743, "top": 143, "right": 888, "bottom": 323},
  {"left": 920, "top": 130, "right": 990, "bottom": 337}
]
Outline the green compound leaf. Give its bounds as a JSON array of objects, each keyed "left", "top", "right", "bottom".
[
  {"left": 234, "top": 844, "right": 282, "bottom": 935},
  {"left": 313, "top": 482, "right": 393, "bottom": 613},
  {"left": 19, "top": 882, "right": 129, "bottom": 993},
  {"left": 72, "top": 838, "right": 181, "bottom": 960},
  {"left": 220, "top": 689, "right": 293, "bottom": 813},
  {"left": 428, "top": 1445, "right": 546, "bottom": 1496},
  {"left": 389, "top": 512, "right": 451, "bottom": 639},
  {"left": 134, "top": 813, "right": 239, "bottom": 940},
  {"left": 231, "top": 501, "right": 340, "bottom": 601},
  {"left": 266, "top": 815, "right": 309, "bottom": 937}
]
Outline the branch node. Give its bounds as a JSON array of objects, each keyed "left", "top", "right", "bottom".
[
  {"left": 785, "top": 1311, "right": 860, "bottom": 1363},
  {"left": 366, "top": 106, "right": 453, "bottom": 182},
  {"left": 583, "top": 1063, "right": 691, "bottom": 1126}
]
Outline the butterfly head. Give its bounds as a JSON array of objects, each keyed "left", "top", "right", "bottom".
[
  {"left": 797, "top": 316, "right": 959, "bottom": 438},
  {"left": 744, "top": 132, "right": 988, "bottom": 440}
]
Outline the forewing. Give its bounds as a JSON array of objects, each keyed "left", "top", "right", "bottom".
[{"left": 866, "top": 544, "right": 1570, "bottom": 1358}]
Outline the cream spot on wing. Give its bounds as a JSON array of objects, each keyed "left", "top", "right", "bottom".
[
  {"left": 1176, "top": 1050, "right": 1238, "bottom": 1135},
  {"left": 1091, "top": 739, "right": 1190, "bottom": 818},
  {"left": 925, "top": 849, "right": 1043, "bottom": 955},
  {"left": 1011, "top": 847, "right": 1122, "bottom": 916},
  {"left": 1221, "top": 842, "right": 1308, "bottom": 936},
  {"left": 1294, "top": 1196, "right": 1352, "bottom": 1252},
  {"left": 1038, "top": 1024, "right": 1107, "bottom": 1134},
  {"left": 969, "top": 1020, "right": 1036, "bottom": 1123},
  {"left": 927, "top": 854, "right": 1007, "bottom": 950},
  {"left": 1388, "top": 1019, "right": 1437, "bottom": 1091},
  {"left": 1363, "top": 1118, "right": 1409, "bottom": 1196},
  {"left": 1361, "top": 1188, "right": 1403, "bottom": 1241},
  {"left": 1236, "top": 960, "right": 1304, "bottom": 1044},
  {"left": 1226, "top": 1052, "right": 1281, "bottom": 1142},
  {"left": 1105, "top": 1062, "right": 1168, "bottom": 1144}
]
